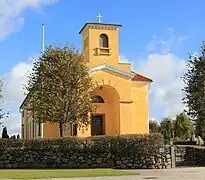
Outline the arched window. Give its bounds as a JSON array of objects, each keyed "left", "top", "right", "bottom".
[
  {"left": 93, "top": 95, "right": 104, "bottom": 103},
  {"left": 100, "top": 34, "right": 109, "bottom": 48}
]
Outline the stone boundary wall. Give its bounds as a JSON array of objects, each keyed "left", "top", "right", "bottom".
[
  {"left": 0, "top": 134, "right": 173, "bottom": 169},
  {"left": 0, "top": 148, "right": 172, "bottom": 169}
]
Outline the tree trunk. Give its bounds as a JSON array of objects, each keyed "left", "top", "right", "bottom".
[{"left": 59, "top": 122, "right": 63, "bottom": 137}]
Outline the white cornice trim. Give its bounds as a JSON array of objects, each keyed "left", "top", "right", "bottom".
[{"left": 89, "top": 64, "right": 135, "bottom": 79}]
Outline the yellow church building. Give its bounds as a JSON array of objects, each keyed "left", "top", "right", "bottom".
[{"left": 20, "top": 19, "right": 152, "bottom": 139}]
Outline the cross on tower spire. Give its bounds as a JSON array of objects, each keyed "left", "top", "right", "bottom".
[{"left": 97, "top": 13, "right": 103, "bottom": 23}]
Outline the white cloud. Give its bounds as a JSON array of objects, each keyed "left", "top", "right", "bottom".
[
  {"left": 119, "top": 55, "right": 131, "bottom": 63},
  {"left": 132, "top": 29, "right": 189, "bottom": 121},
  {"left": 5, "top": 61, "right": 32, "bottom": 105},
  {"left": 1, "top": 60, "right": 33, "bottom": 135},
  {"left": 0, "top": 0, "right": 59, "bottom": 40},
  {"left": 147, "top": 28, "right": 188, "bottom": 53},
  {"left": 136, "top": 53, "right": 187, "bottom": 120},
  {"left": 3, "top": 113, "right": 22, "bottom": 136}
]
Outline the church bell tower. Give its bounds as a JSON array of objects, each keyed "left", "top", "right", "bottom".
[{"left": 79, "top": 14, "right": 122, "bottom": 68}]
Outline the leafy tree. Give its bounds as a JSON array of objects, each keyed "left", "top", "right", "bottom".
[
  {"left": 183, "top": 42, "right": 205, "bottom": 139},
  {"left": 2, "top": 127, "right": 9, "bottom": 138},
  {"left": 26, "top": 44, "right": 96, "bottom": 137},
  {"left": 149, "top": 120, "right": 160, "bottom": 133},
  {"left": 174, "top": 112, "right": 193, "bottom": 140},
  {"left": 160, "top": 117, "right": 173, "bottom": 142}
]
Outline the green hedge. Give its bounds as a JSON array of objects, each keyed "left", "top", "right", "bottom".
[{"left": 0, "top": 134, "right": 163, "bottom": 155}]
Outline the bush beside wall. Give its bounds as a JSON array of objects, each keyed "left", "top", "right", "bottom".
[{"left": 0, "top": 134, "right": 172, "bottom": 169}]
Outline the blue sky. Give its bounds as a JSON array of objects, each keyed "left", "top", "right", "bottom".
[{"left": 0, "top": 0, "right": 204, "bottom": 134}]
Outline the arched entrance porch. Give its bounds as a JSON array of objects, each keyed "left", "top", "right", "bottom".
[{"left": 92, "top": 85, "right": 120, "bottom": 136}]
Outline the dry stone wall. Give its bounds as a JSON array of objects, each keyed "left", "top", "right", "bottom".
[
  {"left": 0, "top": 134, "right": 172, "bottom": 169},
  {"left": 0, "top": 150, "right": 172, "bottom": 169}
]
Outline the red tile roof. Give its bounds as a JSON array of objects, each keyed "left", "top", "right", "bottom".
[{"left": 131, "top": 72, "right": 153, "bottom": 82}]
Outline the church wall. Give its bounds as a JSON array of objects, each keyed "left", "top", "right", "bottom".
[
  {"left": 95, "top": 103, "right": 119, "bottom": 135},
  {"left": 78, "top": 71, "right": 133, "bottom": 137},
  {"left": 43, "top": 122, "right": 60, "bottom": 138},
  {"left": 93, "top": 70, "right": 132, "bottom": 135},
  {"left": 119, "top": 102, "right": 133, "bottom": 134},
  {"left": 90, "top": 71, "right": 132, "bottom": 100},
  {"left": 24, "top": 121, "right": 73, "bottom": 139},
  {"left": 21, "top": 101, "right": 41, "bottom": 139},
  {"left": 22, "top": 108, "right": 34, "bottom": 139},
  {"left": 95, "top": 85, "right": 120, "bottom": 135},
  {"left": 22, "top": 109, "right": 27, "bottom": 139},
  {"left": 82, "top": 30, "right": 89, "bottom": 62},
  {"left": 110, "top": 102, "right": 120, "bottom": 134},
  {"left": 131, "top": 82, "right": 149, "bottom": 134},
  {"left": 77, "top": 102, "right": 120, "bottom": 137},
  {"left": 117, "top": 63, "right": 131, "bottom": 71},
  {"left": 77, "top": 94, "right": 121, "bottom": 137}
]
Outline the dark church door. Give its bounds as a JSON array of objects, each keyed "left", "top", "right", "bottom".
[{"left": 91, "top": 115, "right": 105, "bottom": 136}]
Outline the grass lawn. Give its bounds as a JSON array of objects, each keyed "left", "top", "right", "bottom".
[{"left": 0, "top": 169, "right": 139, "bottom": 179}]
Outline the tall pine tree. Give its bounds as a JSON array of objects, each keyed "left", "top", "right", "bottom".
[{"left": 183, "top": 42, "right": 205, "bottom": 139}]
